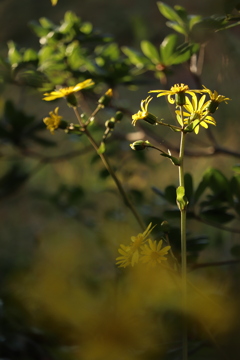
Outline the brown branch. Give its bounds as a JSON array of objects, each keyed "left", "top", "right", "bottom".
[{"left": 190, "top": 259, "right": 240, "bottom": 271}]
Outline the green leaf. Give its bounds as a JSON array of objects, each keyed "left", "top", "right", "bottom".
[
  {"left": 23, "top": 49, "right": 38, "bottom": 62},
  {"left": 122, "top": 46, "right": 148, "bottom": 67},
  {"left": 232, "top": 164, "right": 240, "bottom": 174},
  {"left": 166, "top": 22, "right": 187, "bottom": 35},
  {"left": 8, "top": 41, "right": 22, "bottom": 65},
  {"left": 157, "top": 2, "right": 183, "bottom": 24},
  {"left": 39, "top": 17, "right": 55, "bottom": 29},
  {"left": 160, "top": 34, "right": 177, "bottom": 65},
  {"left": 200, "top": 208, "right": 235, "bottom": 223},
  {"left": 51, "top": 0, "right": 58, "bottom": 5},
  {"left": 187, "top": 235, "right": 209, "bottom": 252},
  {"left": 164, "top": 185, "right": 177, "bottom": 205},
  {"left": 98, "top": 142, "right": 105, "bottom": 154},
  {"left": 141, "top": 40, "right": 161, "bottom": 64}
]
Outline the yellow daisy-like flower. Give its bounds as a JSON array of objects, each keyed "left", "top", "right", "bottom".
[
  {"left": 43, "top": 107, "right": 62, "bottom": 134},
  {"left": 116, "top": 223, "right": 156, "bottom": 268},
  {"left": 140, "top": 239, "right": 171, "bottom": 267},
  {"left": 149, "top": 83, "right": 202, "bottom": 106},
  {"left": 201, "top": 85, "right": 231, "bottom": 113},
  {"left": 132, "top": 96, "right": 157, "bottom": 126},
  {"left": 42, "top": 79, "right": 95, "bottom": 101},
  {"left": 176, "top": 93, "right": 216, "bottom": 134}
]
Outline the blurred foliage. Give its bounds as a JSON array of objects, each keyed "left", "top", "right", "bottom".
[{"left": 1, "top": 1, "right": 240, "bottom": 359}]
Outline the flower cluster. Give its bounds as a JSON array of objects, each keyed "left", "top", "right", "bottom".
[
  {"left": 116, "top": 223, "right": 171, "bottom": 268},
  {"left": 131, "top": 83, "right": 230, "bottom": 134}
]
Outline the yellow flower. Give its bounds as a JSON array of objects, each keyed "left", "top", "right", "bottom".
[
  {"left": 132, "top": 96, "right": 157, "bottom": 126},
  {"left": 42, "top": 79, "right": 95, "bottom": 101},
  {"left": 176, "top": 93, "right": 216, "bottom": 134},
  {"left": 140, "top": 239, "right": 171, "bottom": 267},
  {"left": 43, "top": 107, "right": 62, "bottom": 134},
  {"left": 201, "top": 85, "right": 231, "bottom": 113},
  {"left": 116, "top": 223, "right": 156, "bottom": 268},
  {"left": 149, "top": 83, "right": 202, "bottom": 106}
]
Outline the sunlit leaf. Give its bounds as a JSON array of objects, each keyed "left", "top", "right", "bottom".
[{"left": 141, "top": 40, "right": 161, "bottom": 64}]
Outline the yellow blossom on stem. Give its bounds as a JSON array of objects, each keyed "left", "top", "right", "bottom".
[
  {"left": 132, "top": 96, "right": 157, "bottom": 126},
  {"left": 140, "top": 239, "right": 171, "bottom": 267},
  {"left": 176, "top": 93, "right": 216, "bottom": 134},
  {"left": 116, "top": 223, "right": 156, "bottom": 268},
  {"left": 149, "top": 83, "right": 202, "bottom": 106},
  {"left": 43, "top": 107, "right": 62, "bottom": 134},
  {"left": 42, "top": 79, "right": 95, "bottom": 101},
  {"left": 201, "top": 85, "right": 231, "bottom": 113}
]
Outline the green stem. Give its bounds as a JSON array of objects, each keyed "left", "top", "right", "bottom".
[
  {"left": 73, "top": 107, "right": 145, "bottom": 231},
  {"left": 179, "top": 106, "right": 188, "bottom": 360}
]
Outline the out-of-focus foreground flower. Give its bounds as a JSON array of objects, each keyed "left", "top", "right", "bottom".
[{"left": 12, "top": 231, "right": 235, "bottom": 360}]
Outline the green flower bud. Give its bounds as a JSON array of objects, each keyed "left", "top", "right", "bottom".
[
  {"left": 130, "top": 140, "right": 152, "bottom": 151},
  {"left": 59, "top": 120, "right": 69, "bottom": 130},
  {"left": 66, "top": 93, "right": 78, "bottom": 107},
  {"left": 115, "top": 111, "right": 123, "bottom": 121},
  {"left": 105, "top": 119, "right": 115, "bottom": 129},
  {"left": 160, "top": 221, "right": 170, "bottom": 234},
  {"left": 206, "top": 100, "right": 219, "bottom": 114},
  {"left": 143, "top": 113, "right": 158, "bottom": 125},
  {"left": 98, "top": 89, "right": 113, "bottom": 107},
  {"left": 175, "top": 92, "right": 186, "bottom": 106}
]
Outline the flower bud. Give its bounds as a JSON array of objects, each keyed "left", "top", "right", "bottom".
[
  {"left": 66, "top": 93, "right": 78, "bottom": 107},
  {"left": 160, "top": 221, "right": 170, "bottom": 234},
  {"left": 115, "top": 111, "right": 123, "bottom": 121},
  {"left": 98, "top": 89, "right": 113, "bottom": 107},
  {"left": 175, "top": 92, "right": 186, "bottom": 106},
  {"left": 59, "top": 120, "right": 69, "bottom": 130},
  {"left": 130, "top": 140, "right": 152, "bottom": 151},
  {"left": 143, "top": 113, "right": 158, "bottom": 125},
  {"left": 105, "top": 119, "right": 115, "bottom": 129},
  {"left": 206, "top": 100, "right": 219, "bottom": 114}
]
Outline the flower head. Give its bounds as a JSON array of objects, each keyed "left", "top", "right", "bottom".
[
  {"left": 132, "top": 96, "right": 157, "bottom": 126},
  {"left": 116, "top": 223, "right": 156, "bottom": 268},
  {"left": 176, "top": 93, "right": 216, "bottom": 134},
  {"left": 140, "top": 239, "right": 171, "bottom": 267},
  {"left": 43, "top": 107, "right": 63, "bottom": 134},
  {"left": 43, "top": 79, "right": 95, "bottom": 101},
  {"left": 201, "top": 85, "right": 231, "bottom": 113},
  {"left": 149, "top": 83, "right": 202, "bottom": 106}
]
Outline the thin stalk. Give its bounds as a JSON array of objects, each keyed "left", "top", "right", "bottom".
[
  {"left": 179, "top": 106, "right": 188, "bottom": 360},
  {"left": 73, "top": 107, "right": 145, "bottom": 231}
]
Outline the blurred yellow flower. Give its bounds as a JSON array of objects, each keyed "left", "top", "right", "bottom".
[
  {"left": 42, "top": 79, "right": 94, "bottom": 101},
  {"left": 116, "top": 223, "right": 156, "bottom": 267},
  {"left": 132, "top": 96, "right": 157, "bottom": 126},
  {"left": 176, "top": 93, "right": 216, "bottom": 134},
  {"left": 140, "top": 239, "right": 171, "bottom": 267},
  {"left": 149, "top": 83, "right": 202, "bottom": 105},
  {"left": 43, "top": 107, "right": 62, "bottom": 134}
]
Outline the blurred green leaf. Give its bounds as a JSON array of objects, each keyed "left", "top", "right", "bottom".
[
  {"left": 164, "top": 185, "right": 177, "bottom": 205},
  {"left": 187, "top": 235, "right": 209, "bottom": 252},
  {"left": 51, "top": 0, "right": 58, "bottom": 5},
  {"left": 98, "top": 142, "right": 105, "bottom": 154},
  {"left": 160, "top": 34, "right": 177, "bottom": 65},
  {"left": 141, "top": 40, "right": 161, "bottom": 64},
  {"left": 157, "top": 2, "right": 183, "bottom": 24},
  {"left": 200, "top": 207, "right": 235, "bottom": 223},
  {"left": 232, "top": 164, "right": 240, "bottom": 174},
  {"left": 8, "top": 41, "right": 22, "bottom": 65}
]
